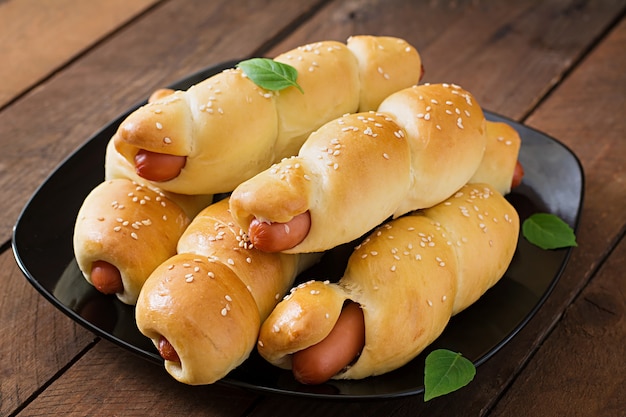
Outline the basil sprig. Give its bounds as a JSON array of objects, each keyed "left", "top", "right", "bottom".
[
  {"left": 237, "top": 58, "right": 303, "bottom": 93},
  {"left": 424, "top": 349, "right": 476, "bottom": 401},
  {"left": 522, "top": 213, "right": 578, "bottom": 250}
]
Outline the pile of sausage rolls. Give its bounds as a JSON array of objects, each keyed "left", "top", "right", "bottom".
[{"left": 72, "top": 35, "right": 524, "bottom": 386}]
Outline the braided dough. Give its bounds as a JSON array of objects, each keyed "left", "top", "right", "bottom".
[
  {"left": 113, "top": 36, "right": 422, "bottom": 195},
  {"left": 73, "top": 178, "right": 191, "bottom": 304},
  {"left": 229, "top": 83, "right": 488, "bottom": 253},
  {"left": 135, "top": 198, "right": 319, "bottom": 384},
  {"left": 257, "top": 183, "right": 519, "bottom": 379}
]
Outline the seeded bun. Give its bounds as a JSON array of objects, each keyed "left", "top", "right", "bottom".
[
  {"left": 114, "top": 68, "right": 279, "bottom": 195},
  {"left": 110, "top": 36, "right": 422, "bottom": 196},
  {"left": 135, "top": 198, "right": 320, "bottom": 385},
  {"left": 73, "top": 178, "right": 191, "bottom": 304},
  {"left": 230, "top": 83, "right": 488, "bottom": 253},
  {"left": 347, "top": 35, "right": 423, "bottom": 112},
  {"left": 230, "top": 111, "right": 413, "bottom": 253},
  {"left": 257, "top": 183, "right": 519, "bottom": 380},
  {"left": 104, "top": 136, "right": 214, "bottom": 218},
  {"left": 272, "top": 41, "right": 360, "bottom": 160},
  {"left": 177, "top": 198, "right": 318, "bottom": 318},
  {"left": 136, "top": 253, "right": 260, "bottom": 385},
  {"left": 470, "top": 121, "right": 522, "bottom": 195},
  {"left": 377, "top": 83, "right": 488, "bottom": 217}
]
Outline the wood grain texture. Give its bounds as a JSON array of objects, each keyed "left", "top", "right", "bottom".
[
  {"left": 1, "top": 0, "right": 624, "bottom": 416},
  {"left": 267, "top": 0, "right": 626, "bottom": 119},
  {"left": 489, "top": 14, "right": 626, "bottom": 417},
  {"left": 490, "top": 238, "right": 626, "bottom": 416},
  {"left": 0, "top": 0, "right": 160, "bottom": 108},
  {"left": 18, "top": 341, "right": 260, "bottom": 416},
  {"left": 0, "top": 0, "right": 323, "bottom": 241},
  {"left": 0, "top": 251, "right": 95, "bottom": 416}
]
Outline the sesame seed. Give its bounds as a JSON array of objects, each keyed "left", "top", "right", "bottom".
[
  {"left": 221, "top": 308, "right": 228, "bottom": 316},
  {"left": 163, "top": 137, "right": 172, "bottom": 144},
  {"left": 207, "top": 271, "right": 215, "bottom": 278},
  {"left": 156, "top": 122, "right": 163, "bottom": 130},
  {"left": 130, "top": 232, "right": 138, "bottom": 240},
  {"left": 225, "top": 295, "right": 233, "bottom": 302}
]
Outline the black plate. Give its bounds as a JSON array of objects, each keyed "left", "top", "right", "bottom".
[{"left": 12, "top": 61, "right": 584, "bottom": 399}]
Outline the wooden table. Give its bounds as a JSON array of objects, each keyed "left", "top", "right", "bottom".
[{"left": 2, "top": 0, "right": 624, "bottom": 415}]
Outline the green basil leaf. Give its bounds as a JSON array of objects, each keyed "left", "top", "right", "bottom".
[
  {"left": 237, "top": 58, "right": 303, "bottom": 93},
  {"left": 424, "top": 349, "right": 476, "bottom": 401},
  {"left": 522, "top": 213, "right": 578, "bottom": 250}
]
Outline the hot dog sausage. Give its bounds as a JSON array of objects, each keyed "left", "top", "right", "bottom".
[
  {"left": 158, "top": 335, "right": 180, "bottom": 363},
  {"left": 134, "top": 149, "right": 187, "bottom": 182},
  {"left": 511, "top": 160, "right": 524, "bottom": 189},
  {"left": 90, "top": 260, "right": 123, "bottom": 295},
  {"left": 248, "top": 211, "right": 311, "bottom": 252},
  {"left": 291, "top": 301, "right": 365, "bottom": 385}
]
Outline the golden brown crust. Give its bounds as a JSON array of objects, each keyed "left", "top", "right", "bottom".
[
  {"left": 230, "top": 83, "right": 489, "bottom": 253},
  {"left": 111, "top": 36, "right": 422, "bottom": 196},
  {"left": 469, "top": 121, "right": 522, "bottom": 195},
  {"left": 177, "top": 198, "right": 317, "bottom": 318},
  {"left": 135, "top": 198, "right": 320, "bottom": 385},
  {"left": 230, "top": 111, "right": 413, "bottom": 253},
  {"left": 377, "top": 83, "right": 488, "bottom": 216},
  {"left": 347, "top": 35, "right": 422, "bottom": 111},
  {"left": 104, "top": 137, "right": 213, "bottom": 218},
  {"left": 73, "top": 178, "right": 191, "bottom": 304},
  {"left": 114, "top": 68, "right": 279, "bottom": 194},
  {"left": 136, "top": 253, "right": 260, "bottom": 384},
  {"left": 257, "top": 183, "right": 519, "bottom": 380},
  {"left": 272, "top": 41, "right": 360, "bottom": 160}
]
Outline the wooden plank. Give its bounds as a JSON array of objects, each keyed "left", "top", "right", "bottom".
[
  {"left": 266, "top": 0, "right": 625, "bottom": 119},
  {"left": 18, "top": 341, "right": 260, "bottom": 416},
  {"left": 0, "top": 0, "right": 160, "bottom": 108},
  {"left": 490, "top": 238, "right": 626, "bottom": 416},
  {"left": 489, "top": 15, "right": 626, "bottom": 417},
  {"left": 0, "top": 250, "right": 95, "bottom": 416},
  {"left": 0, "top": 0, "right": 323, "bottom": 240}
]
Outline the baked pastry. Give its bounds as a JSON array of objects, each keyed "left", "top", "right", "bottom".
[
  {"left": 104, "top": 135, "right": 213, "bottom": 218},
  {"left": 112, "top": 36, "right": 422, "bottom": 195},
  {"left": 469, "top": 120, "right": 522, "bottom": 195},
  {"left": 135, "top": 198, "right": 320, "bottom": 385},
  {"left": 229, "top": 83, "right": 489, "bottom": 253},
  {"left": 257, "top": 183, "right": 519, "bottom": 384},
  {"left": 73, "top": 178, "right": 192, "bottom": 305}
]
